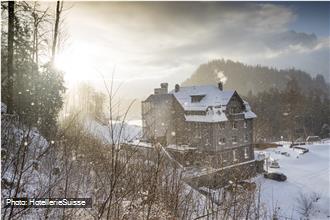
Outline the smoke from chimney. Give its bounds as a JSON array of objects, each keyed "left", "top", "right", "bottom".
[{"left": 215, "top": 69, "right": 228, "bottom": 85}]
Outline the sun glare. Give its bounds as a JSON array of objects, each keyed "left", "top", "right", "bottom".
[{"left": 54, "top": 42, "right": 96, "bottom": 85}]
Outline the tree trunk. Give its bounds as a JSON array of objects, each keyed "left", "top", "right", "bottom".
[
  {"left": 7, "top": 1, "right": 15, "bottom": 114},
  {"left": 51, "top": 1, "right": 61, "bottom": 63}
]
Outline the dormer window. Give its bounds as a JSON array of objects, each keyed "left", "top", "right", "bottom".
[{"left": 191, "top": 95, "right": 205, "bottom": 103}]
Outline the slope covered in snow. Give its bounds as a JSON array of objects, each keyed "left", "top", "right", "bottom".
[
  {"left": 1, "top": 103, "right": 52, "bottom": 205},
  {"left": 255, "top": 141, "right": 330, "bottom": 219},
  {"left": 84, "top": 118, "right": 142, "bottom": 144}
]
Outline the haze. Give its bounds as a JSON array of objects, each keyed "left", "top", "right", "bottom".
[{"left": 54, "top": 2, "right": 330, "bottom": 99}]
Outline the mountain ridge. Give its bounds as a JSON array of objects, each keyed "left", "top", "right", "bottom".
[{"left": 182, "top": 59, "right": 330, "bottom": 96}]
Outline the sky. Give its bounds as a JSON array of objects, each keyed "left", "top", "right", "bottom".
[{"left": 54, "top": 1, "right": 330, "bottom": 99}]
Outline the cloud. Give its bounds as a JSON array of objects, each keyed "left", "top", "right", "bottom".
[{"left": 61, "top": 2, "right": 329, "bottom": 97}]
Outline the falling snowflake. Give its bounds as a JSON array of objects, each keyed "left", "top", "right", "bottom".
[
  {"left": 24, "top": 141, "right": 28, "bottom": 146},
  {"left": 171, "top": 131, "right": 176, "bottom": 136},
  {"left": 31, "top": 102, "right": 35, "bottom": 106},
  {"left": 51, "top": 140, "right": 55, "bottom": 144}
]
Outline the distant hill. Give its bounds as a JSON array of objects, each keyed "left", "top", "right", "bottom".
[{"left": 182, "top": 59, "right": 330, "bottom": 96}]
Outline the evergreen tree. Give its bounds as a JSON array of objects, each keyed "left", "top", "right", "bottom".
[{"left": 1, "top": 2, "right": 65, "bottom": 139}]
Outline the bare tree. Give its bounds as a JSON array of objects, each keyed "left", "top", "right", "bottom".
[
  {"left": 1, "top": 114, "right": 63, "bottom": 219},
  {"left": 51, "top": 0, "right": 63, "bottom": 63},
  {"left": 6, "top": 1, "right": 14, "bottom": 113},
  {"left": 29, "top": 2, "right": 50, "bottom": 67},
  {"left": 296, "top": 192, "right": 320, "bottom": 219}
]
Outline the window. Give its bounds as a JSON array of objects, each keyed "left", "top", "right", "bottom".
[
  {"left": 232, "top": 136, "right": 237, "bottom": 144},
  {"left": 244, "top": 148, "right": 249, "bottom": 159},
  {"left": 186, "top": 111, "right": 204, "bottom": 115},
  {"left": 233, "top": 150, "right": 237, "bottom": 161},
  {"left": 142, "top": 102, "right": 151, "bottom": 115},
  {"left": 220, "top": 122, "right": 225, "bottom": 130},
  {"left": 244, "top": 120, "right": 247, "bottom": 128},
  {"left": 244, "top": 134, "right": 248, "bottom": 142},
  {"left": 194, "top": 123, "right": 201, "bottom": 138},
  {"left": 229, "top": 107, "right": 240, "bottom": 114},
  {"left": 191, "top": 95, "right": 205, "bottom": 103},
  {"left": 219, "top": 137, "right": 226, "bottom": 145},
  {"left": 232, "top": 121, "right": 237, "bottom": 129},
  {"left": 229, "top": 107, "right": 235, "bottom": 114}
]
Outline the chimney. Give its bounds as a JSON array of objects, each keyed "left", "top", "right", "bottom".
[
  {"left": 160, "top": 83, "right": 168, "bottom": 93},
  {"left": 218, "top": 82, "right": 223, "bottom": 91},
  {"left": 175, "top": 84, "right": 180, "bottom": 92}
]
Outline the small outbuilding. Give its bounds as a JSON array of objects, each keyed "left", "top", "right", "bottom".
[{"left": 306, "top": 136, "right": 321, "bottom": 143}]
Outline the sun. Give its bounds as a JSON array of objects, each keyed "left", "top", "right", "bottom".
[{"left": 54, "top": 41, "right": 96, "bottom": 85}]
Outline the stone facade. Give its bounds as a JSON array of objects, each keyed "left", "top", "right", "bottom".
[{"left": 142, "top": 83, "right": 257, "bottom": 167}]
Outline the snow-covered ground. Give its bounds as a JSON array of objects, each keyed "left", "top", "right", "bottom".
[
  {"left": 255, "top": 140, "right": 330, "bottom": 219},
  {"left": 1, "top": 107, "right": 50, "bottom": 199},
  {"left": 84, "top": 118, "right": 142, "bottom": 144},
  {"left": 81, "top": 117, "right": 330, "bottom": 219}
]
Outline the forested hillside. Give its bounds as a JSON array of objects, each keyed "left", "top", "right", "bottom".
[
  {"left": 183, "top": 59, "right": 330, "bottom": 141},
  {"left": 183, "top": 59, "right": 330, "bottom": 96},
  {"left": 247, "top": 78, "right": 330, "bottom": 141}
]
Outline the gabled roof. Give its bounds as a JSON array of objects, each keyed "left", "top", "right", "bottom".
[{"left": 170, "top": 85, "right": 235, "bottom": 111}]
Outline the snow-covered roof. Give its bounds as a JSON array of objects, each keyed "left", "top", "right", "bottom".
[
  {"left": 244, "top": 111, "right": 257, "bottom": 119},
  {"left": 169, "top": 85, "right": 256, "bottom": 122},
  {"left": 166, "top": 144, "right": 197, "bottom": 151},
  {"left": 170, "top": 85, "right": 235, "bottom": 111},
  {"left": 243, "top": 101, "right": 257, "bottom": 119},
  {"left": 185, "top": 106, "right": 228, "bottom": 122}
]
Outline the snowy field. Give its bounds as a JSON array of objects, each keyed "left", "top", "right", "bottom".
[{"left": 255, "top": 140, "right": 330, "bottom": 219}]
